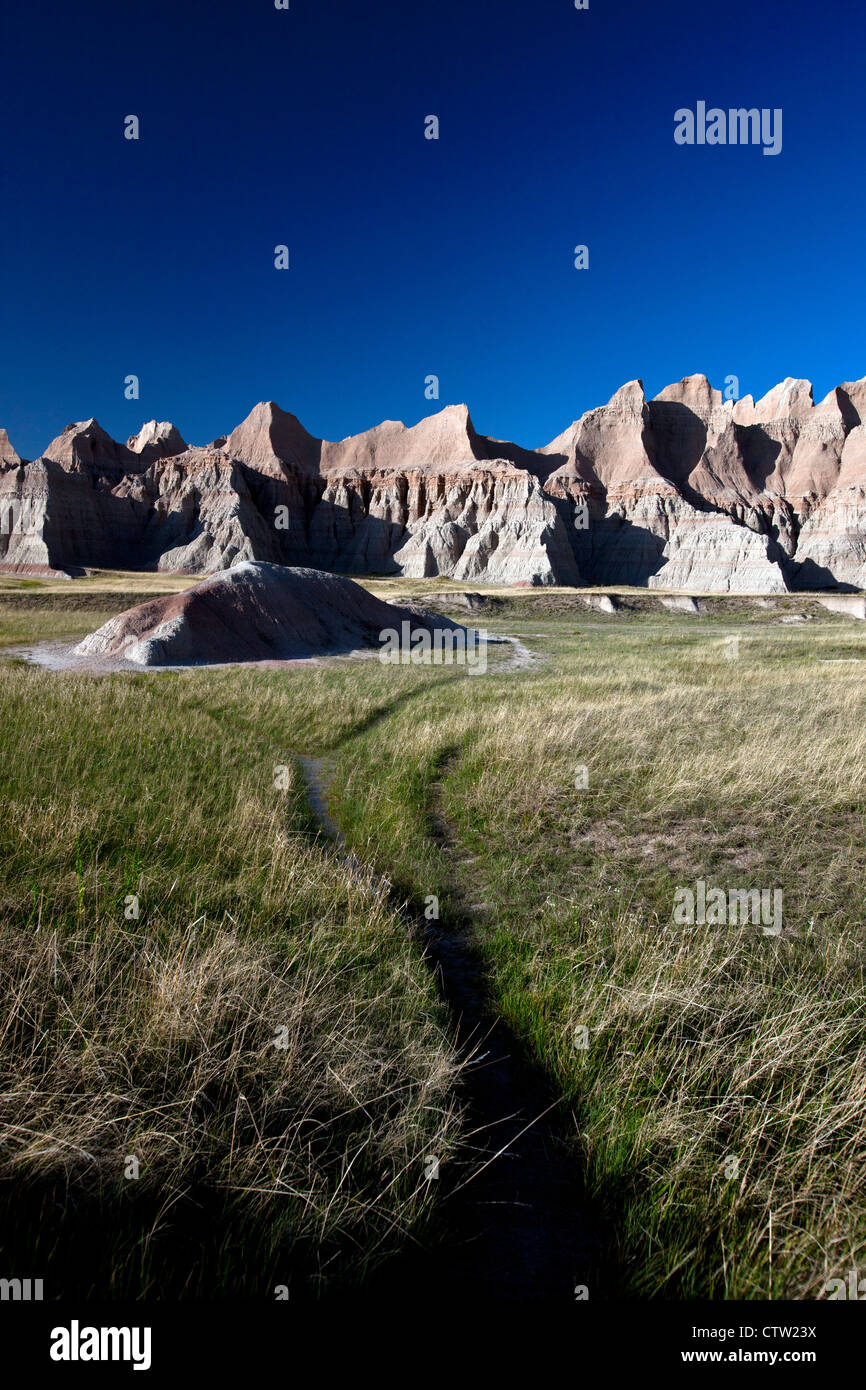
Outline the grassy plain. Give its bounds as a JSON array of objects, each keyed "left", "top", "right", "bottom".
[{"left": 1, "top": 575, "right": 864, "bottom": 1298}]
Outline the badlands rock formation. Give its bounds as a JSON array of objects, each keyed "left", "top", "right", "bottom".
[
  {"left": 3, "top": 376, "right": 866, "bottom": 591},
  {"left": 74, "top": 562, "right": 465, "bottom": 666}
]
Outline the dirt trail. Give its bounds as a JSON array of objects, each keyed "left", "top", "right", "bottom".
[
  {"left": 297, "top": 745, "right": 611, "bottom": 1302},
  {"left": 499, "top": 634, "right": 537, "bottom": 670}
]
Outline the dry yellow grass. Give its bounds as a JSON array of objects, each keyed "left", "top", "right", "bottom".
[
  {"left": 325, "top": 609, "right": 866, "bottom": 1297},
  {"left": 0, "top": 653, "right": 461, "bottom": 1298},
  {"left": 2, "top": 585, "right": 865, "bottom": 1299}
]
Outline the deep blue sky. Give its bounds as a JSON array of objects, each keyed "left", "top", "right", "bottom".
[{"left": 1, "top": 0, "right": 864, "bottom": 460}]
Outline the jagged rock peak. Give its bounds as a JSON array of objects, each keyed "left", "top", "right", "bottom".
[
  {"left": 838, "top": 377, "right": 866, "bottom": 425},
  {"left": 394, "top": 402, "right": 482, "bottom": 454},
  {"left": 753, "top": 378, "right": 814, "bottom": 419},
  {"left": 652, "top": 374, "right": 723, "bottom": 414},
  {"left": 606, "top": 379, "right": 646, "bottom": 409},
  {"left": 542, "top": 381, "right": 647, "bottom": 455},
  {"left": 0, "top": 428, "right": 21, "bottom": 466},
  {"left": 42, "top": 418, "right": 133, "bottom": 469},
  {"left": 225, "top": 401, "right": 322, "bottom": 474},
  {"left": 127, "top": 420, "right": 186, "bottom": 458},
  {"left": 317, "top": 402, "right": 488, "bottom": 475}
]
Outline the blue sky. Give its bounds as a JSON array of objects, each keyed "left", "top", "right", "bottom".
[{"left": 1, "top": 0, "right": 864, "bottom": 460}]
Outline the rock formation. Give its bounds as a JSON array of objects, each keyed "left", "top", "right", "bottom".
[
  {"left": 73, "top": 562, "right": 468, "bottom": 666},
  {"left": 3, "top": 374, "right": 866, "bottom": 591},
  {"left": 127, "top": 420, "right": 188, "bottom": 461}
]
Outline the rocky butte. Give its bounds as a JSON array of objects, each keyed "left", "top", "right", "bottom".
[
  {"left": 73, "top": 563, "right": 468, "bottom": 667},
  {"left": 2, "top": 373, "right": 866, "bottom": 592}
]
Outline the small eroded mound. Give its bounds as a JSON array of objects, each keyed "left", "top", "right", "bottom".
[{"left": 73, "top": 562, "right": 465, "bottom": 667}]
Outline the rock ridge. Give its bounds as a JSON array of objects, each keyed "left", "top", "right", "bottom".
[{"left": 3, "top": 374, "right": 866, "bottom": 591}]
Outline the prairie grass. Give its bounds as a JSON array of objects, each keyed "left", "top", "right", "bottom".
[
  {"left": 2, "top": 584, "right": 865, "bottom": 1299},
  {"left": 325, "top": 604, "right": 866, "bottom": 1298},
  {"left": 0, "top": 654, "right": 460, "bottom": 1298}
]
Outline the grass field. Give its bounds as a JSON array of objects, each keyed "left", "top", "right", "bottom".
[{"left": 1, "top": 574, "right": 865, "bottom": 1299}]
